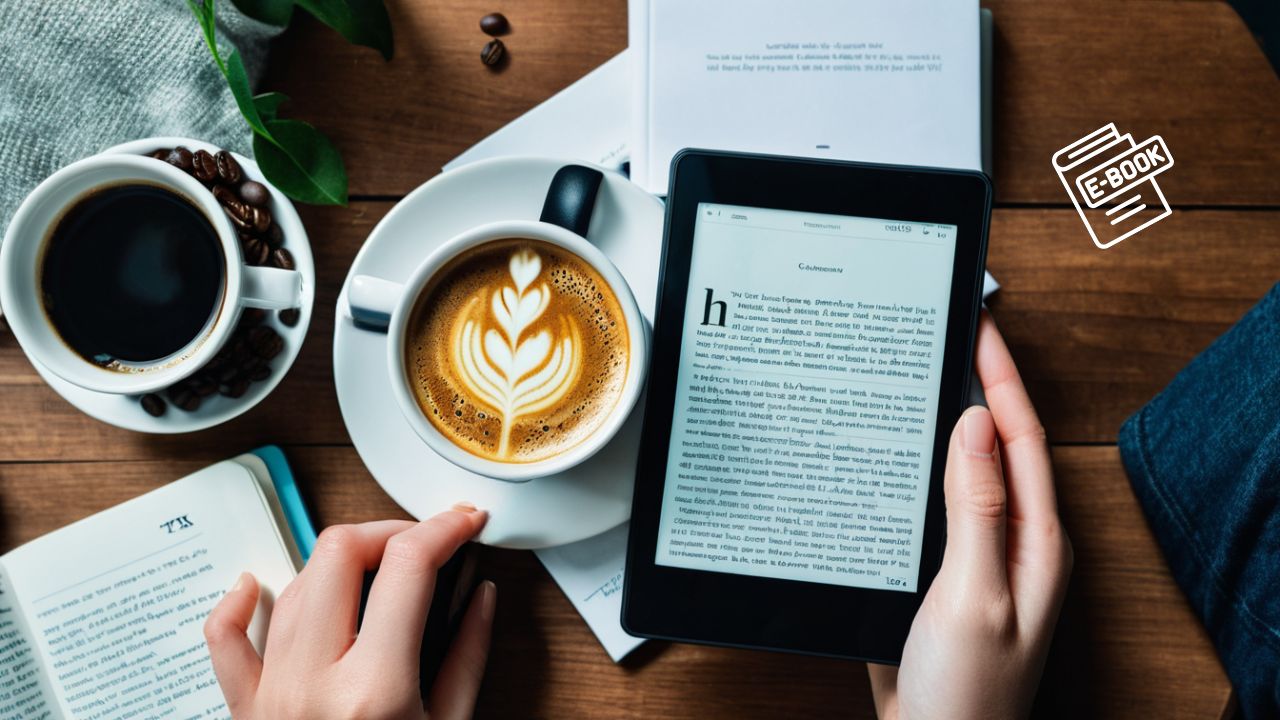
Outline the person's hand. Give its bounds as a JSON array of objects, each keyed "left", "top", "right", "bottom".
[
  {"left": 867, "top": 313, "right": 1073, "bottom": 720},
  {"left": 204, "top": 504, "right": 495, "bottom": 720}
]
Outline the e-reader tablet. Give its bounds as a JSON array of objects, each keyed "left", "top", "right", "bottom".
[{"left": 622, "top": 150, "right": 991, "bottom": 662}]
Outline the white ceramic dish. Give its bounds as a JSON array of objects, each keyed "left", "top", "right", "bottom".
[
  {"left": 334, "top": 157, "right": 663, "bottom": 548},
  {"left": 21, "top": 136, "right": 315, "bottom": 434}
]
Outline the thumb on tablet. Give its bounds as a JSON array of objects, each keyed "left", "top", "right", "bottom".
[{"left": 941, "top": 406, "right": 1008, "bottom": 589}]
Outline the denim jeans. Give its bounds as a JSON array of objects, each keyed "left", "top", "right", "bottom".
[{"left": 1119, "top": 282, "right": 1280, "bottom": 719}]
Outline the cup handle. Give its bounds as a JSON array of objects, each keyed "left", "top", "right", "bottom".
[
  {"left": 348, "top": 275, "right": 404, "bottom": 331},
  {"left": 539, "top": 164, "right": 604, "bottom": 238},
  {"left": 242, "top": 265, "right": 302, "bottom": 310}
]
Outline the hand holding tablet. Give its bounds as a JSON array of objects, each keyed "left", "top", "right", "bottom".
[{"left": 624, "top": 150, "right": 995, "bottom": 661}]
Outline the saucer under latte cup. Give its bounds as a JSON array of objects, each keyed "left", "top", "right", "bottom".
[
  {"left": 0, "top": 153, "right": 303, "bottom": 396},
  {"left": 348, "top": 219, "right": 649, "bottom": 483}
]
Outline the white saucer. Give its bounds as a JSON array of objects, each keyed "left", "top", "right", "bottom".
[
  {"left": 334, "top": 157, "right": 663, "bottom": 549},
  {"left": 26, "top": 137, "right": 316, "bottom": 434}
]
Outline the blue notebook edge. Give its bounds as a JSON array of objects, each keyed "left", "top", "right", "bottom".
[{"left": 250, "top": 445, "right": 317, "bottom": 562}]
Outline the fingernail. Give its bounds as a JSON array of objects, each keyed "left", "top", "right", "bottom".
[
  {"left": 231, "top": 572, "right": 252, "bottom": 593},
  {"left": 961, "top": 406, "right": 996, "bottom": 459},
  {"left": 479, "top": 580, "right": 497, "bottom": 621},
  {"left": 451, "top": 501, "right": 479, "bottom": 513}
]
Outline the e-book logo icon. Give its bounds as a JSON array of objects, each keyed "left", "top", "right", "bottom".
[{"left": 1052, "top": 124, "right": 1175, "bottom": 249}]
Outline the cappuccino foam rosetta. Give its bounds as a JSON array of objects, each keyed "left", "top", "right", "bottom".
[{"left": 406, "top": 239, "right": 630, "bottom": 464}]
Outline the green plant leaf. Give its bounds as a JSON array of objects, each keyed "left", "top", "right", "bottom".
[
  {"left": 253, "top": 119, "right": 348, "bottom": 206},
  {"left": 229, "top": 0, "right": 295, "bottom": 27},
  {"left": 187, "top": 0, "right": 351, "bottom": 206},
  {"left": 223, "top": 51, "right": 271, "bottom": 136},
  {"left": 253, "top": 92, "right": 290, "bottom": 122},
  {"left": 231, "top": 0, "right": 393, "bottom": 59}
]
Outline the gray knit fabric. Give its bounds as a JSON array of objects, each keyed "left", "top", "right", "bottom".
[{"left": 0, "top": 0, "right": 281, "bottom": 233}]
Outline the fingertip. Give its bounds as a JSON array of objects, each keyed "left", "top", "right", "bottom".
[
  {"left": 231, "top": 571, "right": 257, "bottom": 595},
  {"left": 479, "top": 579, "right": 497, "bottom": 623},
  {"left": 960, "top": 405, "right": 996, "bottom": 459},
  {"left": 449, "top": 501, "right": 490, "bottom": 535}
]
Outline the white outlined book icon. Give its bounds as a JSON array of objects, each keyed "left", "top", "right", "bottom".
[{"left": 1052, "top": 124, "right": 1174, "bottom": 249}]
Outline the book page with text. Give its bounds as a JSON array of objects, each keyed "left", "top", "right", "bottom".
[
  {"left": 1, "top": 462, "right": 297, "bottom": 719},
  {"left": 655, "top": 204, "right": 958, "bottom": 593},
  {"left": 0, "top": 568, "right": 57, "bottom": 719}
]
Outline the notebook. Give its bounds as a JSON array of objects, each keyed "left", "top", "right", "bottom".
[
  {"left": 0, "top": 447, "right": 315, "bottom": 719},
  {"left": 629, "top": 0, "right": 983, "bottom": 194}
]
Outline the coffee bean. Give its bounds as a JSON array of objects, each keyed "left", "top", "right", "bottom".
[
  {"left": 250, "top": 205, "right": 273, "bottom": 234},
  {"left": 241, "top": 308, "right": 267, "bottom": 326},
  {"left": 190, "top": 374, "right": 219, "bottom": 397},
  {"left": 165, "top": 146, "right": 193, "bottom": 171},
  {"left": 481, "top": 38, "right": 505, "bottom": 67},
  {"left": 223, "top": 198, "right": 253, "bottom": 230},
  {"left": 270, "top": 247, "right": 295, "bottom": 270},
  {"left": 480, "top": 12, "right": 509, "bottom": 35},
  {"left": 140, "top": 393, "right": 167, "bottom": 417},
  {"left": 248, "top": 363, "right": 271, "bottom": 382},
  {"left": 278, "top": 308, "right": 300, "bottom": 327},
  {"left": 148, "top": 148, "right": 169, "bottom": 160},
  {"left": 248, "top": 326, "right": 285, "bottom": 360},
  {"left": 216, "top": 363, "right": 242, "bottom": 385},
  {"left": 192, "top": 150, "right": 219, "bottom": 183},
  {"left": 212, "top": 184, "right": 238, "bottom": 207},
  {"left": 265, "top": 222, "right": 285, "bottom": 249},
  {"left": 167, "top": 385, "right": 202, "bottom": 412},
  {"left": 241, "top": 234, "right": 269, "bottom": 266},
  {"left": 238, "top": 180, "right": 269, "bottom": 207},
  {"left": 215, "top": 150, "right": 242, "bottom": 184},
  {"left": 221, "top": 378, "right": 251, "bottom": 399}
]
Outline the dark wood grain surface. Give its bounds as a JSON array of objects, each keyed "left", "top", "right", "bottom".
[{"left": 4, "top": 0, "right": 1277, "bottom": 717}]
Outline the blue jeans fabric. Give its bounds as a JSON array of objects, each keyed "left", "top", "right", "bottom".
[{"left": 1119, "top": 282, "right": 1280, "bottom": 719}]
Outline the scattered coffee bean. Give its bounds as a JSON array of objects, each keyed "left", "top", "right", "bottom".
[
  {"left": 190, "top": 375, "right": 219, "bottom": 397},
  {"left": 278, "top": 308, "right": 300, "bottom": 327},
  {"left": 270, "top": 247, "right": 295, "bottom": 270},
  {"left": 481, "top": 38, "right": 505, "bottom": 67},
  {"left": 216, "top": 362, "right": 242, "bottom": 385},
  {"left": 141, "top": 393, "right": 167, "bottom": 417},
  {"left": 148, "top": 148, "right": 169, "bottom": 160},
  {"left": 221, "top": 378, "right": 251, "bottom": 399},
  {"left": 480, "top": 12, "right": 509, "bottom": 35},
  {"left": 248, "top": 363, "right": 272, "bottom": 382},
  {"left": 191, "top": 149, "right": 219, "bottom": 183},
  {"left": 167, "top": 385, "right": 202, "bottom": 412},
  {"left": 212, "top": 184, "right": 238, "bottom": 207},
  {"left": 223, "top": 199, "right": 253, "bottom": 231},
  {"left": 214, "top": 150, "right": 242, "bottom": 184},
  {"left": 165, "top": 146, "right": 194, "bottom": 171},
  {"left": 250, "top": 205, "right": 273, "bottom": 233},
  {"left": 265, "top": 223, "right": 285, "bottom": 249},
  {"left": 239, "top": 180, "right": 269, "bottom": 207},
  {"left": 241, "top": 234, "right": 270, "bottom": 266},
  {"left": 242, "top": 308, "right": 267, "bottom": 326},
  {"left": 248, "top": 326, "right": 285, "bottom": 360}
]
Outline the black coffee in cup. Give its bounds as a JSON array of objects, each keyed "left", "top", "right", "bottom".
[{"left": 40, "top": 184, "right": 225, "bottom": 368}]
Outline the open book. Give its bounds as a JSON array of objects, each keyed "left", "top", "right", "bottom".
[{"left": 0, "top": 451, "right": 312, "bottom": 719}]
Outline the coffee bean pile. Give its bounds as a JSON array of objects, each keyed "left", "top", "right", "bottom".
[
  {"left": 139, "top": 145, "right": 299, "bottom": 417},
  {"left": 479, "top": 12, "right": 509, "bottom": 67}
]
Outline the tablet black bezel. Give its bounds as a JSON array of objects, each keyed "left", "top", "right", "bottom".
[{"left": 622, "top": 149, "right": 992, "bottom": 663}]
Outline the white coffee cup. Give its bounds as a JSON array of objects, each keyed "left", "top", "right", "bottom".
[
  {"left": 348, "top": 219, "right": 649, "bottom": 483},
  {"left": 0, "top": 153, "right": 302, "bottom": 396}
]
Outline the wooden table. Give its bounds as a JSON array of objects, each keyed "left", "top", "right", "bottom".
[{"left": 3, "top": 0, "right": 1277, "bottom": 717}]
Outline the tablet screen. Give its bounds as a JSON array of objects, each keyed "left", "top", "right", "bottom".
[{"left": 654, "top": 203, "right": 958, "bottom": 593}]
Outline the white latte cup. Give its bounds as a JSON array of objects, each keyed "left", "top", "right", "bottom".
[
  {"left": 348, "top": 219, "right": 649, "bottom": 483},
  {"left": 0, "top": 153, "right": 303, "bottom": 396}
]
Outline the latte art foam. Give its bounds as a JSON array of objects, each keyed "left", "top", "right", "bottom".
[{"left": 406, "top": 239, "right": 630, "bottom": 464}]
